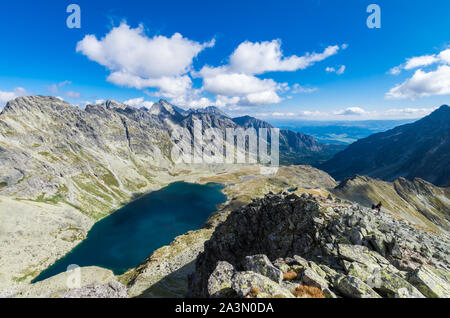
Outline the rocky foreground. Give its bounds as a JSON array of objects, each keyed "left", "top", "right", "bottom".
[{"left": 188, "top": 191, "right": 450, "bottom": 298}]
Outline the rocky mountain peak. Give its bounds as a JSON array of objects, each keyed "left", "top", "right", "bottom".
[
  {"left": 150, "top": 99, "right": 177, "bottom": 116},
  {"left": 422, "top": 104, "right": 450, "bottom": 125},
  {"left": 232, "top": 115, "right": 274, "bottom": 129},
  {"left": 434, "top": 104, "right": 450, "bottom": 114},
  {"left": 1, "top": 95, "right": 74, "bottom": 116},
  {"left": 189, "top": 106, "right": 230, "bottom": 118},
  {"left": 335, "top": 175, "right": 372, "bottom": 189},
  {"left": 103, "top": 99, "right": 127, "bottom": 110}
]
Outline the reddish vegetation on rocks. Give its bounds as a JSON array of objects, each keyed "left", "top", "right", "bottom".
[
  {"left": 283, "top": 271, "right": 298, "bottom": 281},
  {"left": 293, "top": 285, "right": 325, "bottom": 298}
]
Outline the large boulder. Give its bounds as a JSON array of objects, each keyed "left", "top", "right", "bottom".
[
  {"left": 14, "top": 266, "right": 119, "bottom": 298},
  {"left": 370, "top": 270, "right": 424, "bottom": 298},
  {"left": 187, "top": 192, "right": 450, "bottom": 298},
  {"left": 243, "top": 255, "right": 283, "bottom": 284},
  {"left": 231, "top": 271, "right": 294, "bottom": 298},
  {"left": 207, "top": 261, "right": 236, "bottom": 298},
  {"left": 334, "top": 275, "right": 381, "bottom": 298},
  {"left": 61, "top": 281, "right": 127, "bottom": 298},
  {"left": 301, "top": 268, "right": 329, "bottom": 290},
  {"left": 188, "top": 195, "right": 322, "bottom": 297},
  {"left": 407, "top": 265, "right": 450, "bottom": 298}
]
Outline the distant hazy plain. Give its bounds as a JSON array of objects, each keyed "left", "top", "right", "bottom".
[{"left": 269, "top": 119, "right": 416, "bottom": 144}]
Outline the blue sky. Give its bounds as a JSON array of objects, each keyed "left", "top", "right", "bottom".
[{"left": 1, "top": 0, "right": 449, "bottom": 120}]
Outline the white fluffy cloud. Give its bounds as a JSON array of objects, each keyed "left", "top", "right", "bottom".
[
  {"left": 195, "top": 41, "right": 343, "bottom": 107},
  {"left": 202, "top": 73, "right": 277, "bottom": 96},
  {"left": 228, "top": 40, "right": 342, "bottom": 74},
  {"left": 65, "top": 90, "right": 81, "bottom": 98},
  {"left": 249, "top": 107, "right": 435, "bottom": 120},
  {"left": 334, "top": 107, "right": 367, "bottom": 116},
  {"left": 291, "top": 84, "right": 318, "bottom": 94},
  {"left": 386, "top": 65, "right": 450, "bottom": 99},
  {"left": 77, "top": 23, "right": 344, "bottom": 109},
  {"left": 242, "top": 90, "right": 282, "bottom": 105},
  {"left": 326, "top": 65, "right": 346, "bottom": 75},
  {"left": 48, "top": 81, "right": 71, "bottom": 95},
  {"left": 77, "top": 23, "right": 214, "bottom": 98},
  {"left": 47, "top": 81, "right": 81, "bottom": 99},
  {"left": 197, "top": 68, "right": 282, "bottom": 107},
  {"left": 439, "top": 49, "right": 450, "bottom": 64},
  {"left": 404, "top": 55, "right": 439, "bottom": 70},
  {"left": 0, "top": 87, "right": 28, "bottom": 106},
  {"left": 123, "top": 97, "right": 154, "bottom": 108},
  {"left": 384, "top": 107, "right": 437, "bottom": 117},
  {"left": 255, "top": 111, "right": 297, "bottom": 118},
  {"left": 387, "top": 48, "right": 450, "bottom": 99},
  {"left": 388, "top": 48, "right": 450, "bottom": 75}
]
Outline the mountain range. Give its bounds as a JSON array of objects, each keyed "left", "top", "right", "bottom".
[
  {"left": 0, "top": 96, "right": 449, "bottom": 298},
  {"left": 0, "top": 96, "right": 338, "bottom": 219},
  {"left": 321, "top": 105, "right": 450, "bottom": 187}
]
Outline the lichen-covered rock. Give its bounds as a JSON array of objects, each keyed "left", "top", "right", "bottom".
[
  {"left": 231, "top": 271, "right": 294, "bottom": 298},
  {"left": 244, "top": 255, "right": 283, "bottom": 284},
  {"left": 301, "top": 268, "right": 329, "bottom": 290},
  {"left": 207, "top": 261, "right": 236, "bottom": 298},
  {"left": 188, "top": 195, "right": 323, "bottom": 297},
  {"left": 338, "top": 244, "right": 381, "bottom": 269},
  {"left": 291, "top": 255, "right": 310, "bottom": 272},
  {"left": 323, "top": 287, "right": 338, "bottom": 298},
  {"left": 14, "top": 266, "right": 118, "bottom": 298},
  {"left": 366, "top": 231, "right": 388, "bottom": 257},
  {"left": 407, "top": 265, "right": 450, "bottom": 298},
  {"left": 273, "top": 259, "right": 291, "bottom": 273},
  {"left": 370, "top": 270, "right": 424, "bottom": 298},
  {"left": 188, "top": 192, "right": 450, "bottom": 298},
  {"left": 61, "top": 281, "right": 127, "bottom": 298},
  {"left": 346, "top": 262, "right": 372, "bottom": 283},
  {"left": 308, "top": 262, "right": 327, "bottom": 279},
  {"left": 334, "top": 275, "right": 381, "bottom": 298},
  {"left": 319, "top": 264, "right": 340, "bottom": 282}
]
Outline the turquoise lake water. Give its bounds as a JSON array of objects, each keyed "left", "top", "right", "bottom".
[{"left": 33, "top": 181, "right": 226, "bottom": 282}]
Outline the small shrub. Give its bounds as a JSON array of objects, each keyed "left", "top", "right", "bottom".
[
  {"left": 283, "top": 271, "right": 298, "bottom": 281},
  {"left": 293, "top": 285, "right": 325, "bottom": 298},
  {"left": 247, "top": 287, "right": 260, "bottom": 298}
]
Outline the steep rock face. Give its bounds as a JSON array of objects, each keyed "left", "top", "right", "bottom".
[
  {"left": 232, "top": 116, "right": 273, "bottom": 130},
  {"left": 189, "top": 106, "right": 230, "bottom": 118},
  {"left": 188, "top": 192, "right": 450, "bottom": 298},
  {"left": 0, "top": 96, "right": 174, "bottom": 219},
  {"left": 320, "top": 105, "right": 450, "bottom": 186},
  {"left": 181, "top": 112, "right": 238, "bottom": 133}
]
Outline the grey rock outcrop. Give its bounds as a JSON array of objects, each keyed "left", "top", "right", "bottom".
[
  {"left": 188, "top": 192, "right": 450, "bottom": 298},
  {"left": 207, "top": 261, "right": 235, "bottom": 298},
  {"left": 407, "top": 265, "right": 450, "bottom": 298},
  {"left": 231, "top": 271, "right": 294, "bottom": 298},
  {"left": 243, "top": 255, "right": 283, "bottom": 284},
  {"left": 62, "top": 281, "right": 127, "bottom": 298}
]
